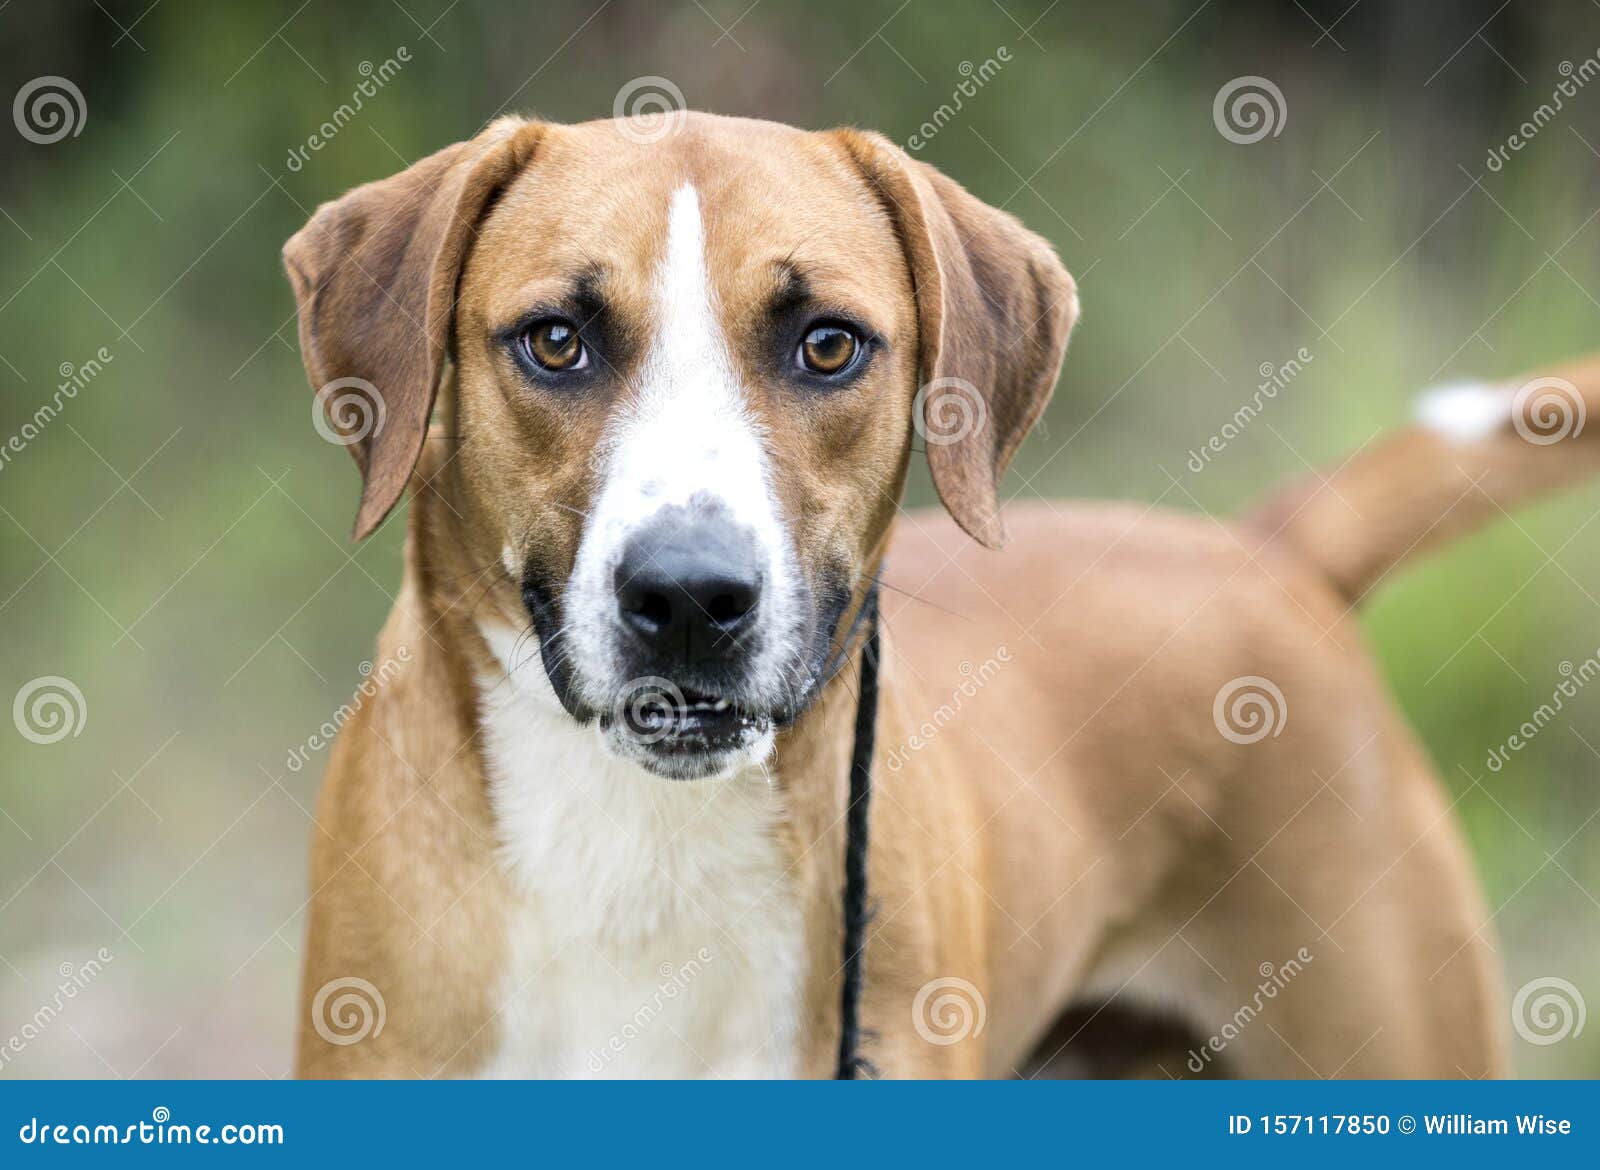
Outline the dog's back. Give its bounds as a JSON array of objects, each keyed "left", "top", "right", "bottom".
[{"left": 876, "top": 360, "right": 1600, "bottom": 1076}]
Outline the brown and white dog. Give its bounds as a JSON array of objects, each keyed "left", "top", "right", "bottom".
[{"left": 283, "top": 111, "right": 1596, "bottom": 1078}]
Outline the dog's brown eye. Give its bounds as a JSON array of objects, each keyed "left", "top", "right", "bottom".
[
  {"left": 798, "top": 324, "right": 859, "bottom": 376},
  {"left": 522, "top": 320, "right": 587, "bottom": 371}
]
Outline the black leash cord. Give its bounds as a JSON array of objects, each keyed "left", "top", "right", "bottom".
[{"left": 835, "top": 587, "right": 881, "bottom": 1079}]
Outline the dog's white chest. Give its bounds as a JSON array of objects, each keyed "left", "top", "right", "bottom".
[{"left": 472, "top": 630, "right": 806, "bottom": 1078}]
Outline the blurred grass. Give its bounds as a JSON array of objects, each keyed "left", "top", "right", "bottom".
[{"left": 1, "top": 0, "right": 1597, "bottom": 1077}]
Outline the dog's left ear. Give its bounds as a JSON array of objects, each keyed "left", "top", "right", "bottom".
[
  {"left": 831, "top": 131, "right": 1078, "bottom": 548},
  {"left": 283, "top": 119, "right": 545, "bottom": 539}
]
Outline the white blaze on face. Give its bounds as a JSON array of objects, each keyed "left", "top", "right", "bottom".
[{"left": 565, "top": 184, "right": 800, "bottom": 715}]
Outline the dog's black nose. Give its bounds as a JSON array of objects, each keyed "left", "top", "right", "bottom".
[{"left": 614, "top": 513, "right": 763, "bottom": 664}]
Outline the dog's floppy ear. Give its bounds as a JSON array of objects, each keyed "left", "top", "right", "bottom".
[
  {"left": 282, "top": 119, "right": 545, "bottom": 539},
  {"left": 831, "top": 131, "right": 1078, "bottom": 548}
]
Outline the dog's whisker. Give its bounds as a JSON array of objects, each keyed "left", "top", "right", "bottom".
[
  {"left": 461, "top": 569, "right": 514, "bottom": 623},
  {"left": 867, "top": 573, "right": 971, "bottom": 623}
]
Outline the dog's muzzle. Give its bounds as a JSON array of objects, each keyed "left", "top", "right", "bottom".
[{"left": 596, "top": 507, "right": 771, "bottom": 770}]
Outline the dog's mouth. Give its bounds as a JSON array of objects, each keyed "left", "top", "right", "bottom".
[
  {"left": 597, "top": 684, "right": 775, "bottom": 780},
  {"left": 601, "top": 685, "right": 765, "bottom": 744}
]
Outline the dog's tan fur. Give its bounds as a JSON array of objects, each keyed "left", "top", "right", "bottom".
[{"left": 283, "top": 112, "right": 1592, "bottom": 1078}]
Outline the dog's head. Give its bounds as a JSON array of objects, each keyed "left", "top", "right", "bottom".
[{"left": 283, "top": 113, "right": 1075, "bottom": 779}]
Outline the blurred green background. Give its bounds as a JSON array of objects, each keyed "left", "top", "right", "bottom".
[{"left": 1, "top": 0, "right": 1597, "bottom": 1077}]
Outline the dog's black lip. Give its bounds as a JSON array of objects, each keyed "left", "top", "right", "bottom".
[
  {"left": 520, "top": 575, "right": 589, "bottom": 723},
  {"left": 778, "top": 571, "right": 854, "bottom": 723},
  {"left": 627, "top": 716, "right": 756, "bottom": 750}
]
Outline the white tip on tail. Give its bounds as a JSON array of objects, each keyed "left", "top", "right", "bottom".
[{"left": 1416, "top": 381, "right": 1508, "bottom": 444}]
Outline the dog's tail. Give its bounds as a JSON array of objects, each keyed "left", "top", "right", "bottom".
[{"left": 1244, "top": 355, "right": 1600, "bottom": 606}]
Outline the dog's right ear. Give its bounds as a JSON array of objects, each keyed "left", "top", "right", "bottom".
[{"left": 282, "top": 119, "right": 545, "bottom": 539}]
